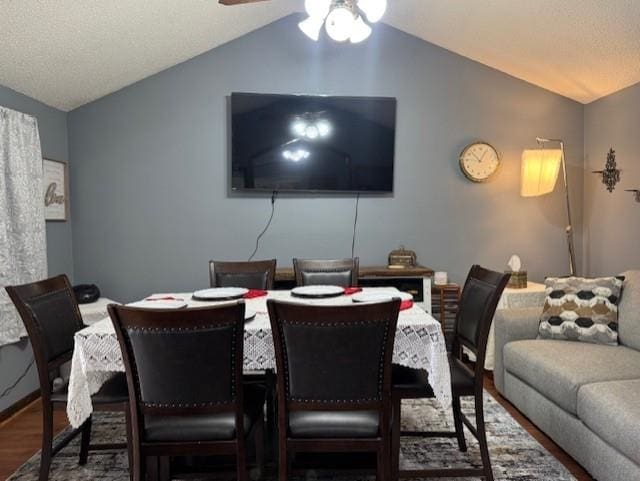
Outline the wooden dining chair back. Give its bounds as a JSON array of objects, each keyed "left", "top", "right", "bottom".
[
  {"left": 209, "top": 259, "right": 277, "bottom": 426},
  {"left": 209, "top": 259, "right": 276, "bottom": 289},
  {"left": 5, "top": 275, "right": 129, "bottom": 481},
  {"left": 453, "top": 265, "right": 511, "bottom": 381},
  {"left": 391, "top": 265, "right": 510, "bottom": 480},
  {"left": 109, "top": 302, "right": 264, "bottom": 481},
  {"left": 292, "top": 257, "right": 359, "bottom": 287},
  {"left": 267, "top": 298, "right": 400, "bottom": 481}
]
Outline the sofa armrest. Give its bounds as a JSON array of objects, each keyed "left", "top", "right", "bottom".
[{"left": 493, "top": 307, "right": 542, "bottom": 395}]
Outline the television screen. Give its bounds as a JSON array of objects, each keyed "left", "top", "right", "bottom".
[{"left": 230, "top": 92, "right": 396, "bottom": 193}]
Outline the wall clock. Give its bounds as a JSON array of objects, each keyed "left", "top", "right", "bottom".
[{"left": 459, "top": 141, "right": 500, "bottom": 182}]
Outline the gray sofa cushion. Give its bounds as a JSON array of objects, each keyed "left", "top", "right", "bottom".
[
  {"left": 619, "top": 270, "right": 640, "bottom": 351},
  {"left": 577, "top": 379, "right": 640, "bottom": 465},
  {"left": 503, "top": 339, "right": 640, "bottom": 414}
]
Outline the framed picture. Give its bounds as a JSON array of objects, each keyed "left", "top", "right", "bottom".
[{"left": 43, "top": 159, "right": 69, "bottom": 221}]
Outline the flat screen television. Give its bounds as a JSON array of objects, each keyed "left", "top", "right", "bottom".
[{"left": 230, "top": 92, "right": 396, "bottom": 193}]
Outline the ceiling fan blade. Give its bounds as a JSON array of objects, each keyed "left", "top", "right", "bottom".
[{"left": 219, "top": 0, "right": 270, "bottom": 5}]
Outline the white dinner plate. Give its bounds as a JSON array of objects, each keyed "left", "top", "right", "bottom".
[
  {"left": 192, "top": 287, "right": 249, "bottom": 301},
  {"left": 290, "top": 285, "right": 345, "bottom": 298},
  {"left": 350, "top": 291, "right": 413, "bottom": 303},
  {"left": 245, "top": 309, "right": 256, "bottom": 322},
  {"left": 127, "top": 299, "right": 188, "bottom": 309}
]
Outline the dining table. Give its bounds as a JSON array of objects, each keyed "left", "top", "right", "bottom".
[{"left": 67, "top": 287, "right": 452, "bottom": 428}]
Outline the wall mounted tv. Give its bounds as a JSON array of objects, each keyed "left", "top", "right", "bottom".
[{"left": 230, "top": 92, "right": 396, "bottom": 194}]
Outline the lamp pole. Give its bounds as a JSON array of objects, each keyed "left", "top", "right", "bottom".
[{"left": 536, "top": 137, "right": 577, "bottom": 276}]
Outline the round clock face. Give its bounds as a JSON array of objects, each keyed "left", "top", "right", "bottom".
[{"left": 459, "top": 142, "right": 500, "bottom": 182}]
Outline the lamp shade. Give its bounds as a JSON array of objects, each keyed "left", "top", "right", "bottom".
[{"left": 521, "top": 149, "right": 562, "bottom": 197}]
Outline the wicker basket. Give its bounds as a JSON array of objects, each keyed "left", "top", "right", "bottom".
[{"left": 506, "top": 270, "right": 527, "bottom": 289}]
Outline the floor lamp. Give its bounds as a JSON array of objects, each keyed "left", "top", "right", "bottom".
[{"left": 521, "top": 137, "right": 577, "bottom": 276}]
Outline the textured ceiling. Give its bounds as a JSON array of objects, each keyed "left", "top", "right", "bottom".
[
  {"left": 1, "top": 0, "right": 639, "bottom": 111},
  {"left": 383, "top": 0, "right": 640, "bottom": 105},
  {"left": 0, "top": 0, "right": 299, "bottom": 111}
]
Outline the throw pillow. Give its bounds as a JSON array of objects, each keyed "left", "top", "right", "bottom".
[{"left": 539, "top": 276, "right": 624, "bottom": 345}]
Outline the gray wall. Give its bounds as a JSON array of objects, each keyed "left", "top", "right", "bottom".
[
  {"left": 68, "top": 15, "right": 584, "bottom": 303},
  {"left": 583, "top": 81, "right": 640, "bottom": 276},
  {"left": 0, "top": 85, "right": 71, "bottom": 411}
]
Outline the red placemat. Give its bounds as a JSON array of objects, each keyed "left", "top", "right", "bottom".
[
  {"left": 244, "top": 289, "right": 268, "bottom": 299},
  {"left": 400, "top": 300, "right": 414, "bottom": 311},
  {"left": 344, "top": 287, "right": 363, "bottom": 295}
]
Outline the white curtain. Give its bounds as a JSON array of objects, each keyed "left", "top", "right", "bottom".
[{"left": 0, "top": 106, "right": 47, "bottom": 346}]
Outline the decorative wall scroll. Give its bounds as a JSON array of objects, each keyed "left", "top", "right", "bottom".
[{"left": 43, "top": 158, "right": 69, "bottom": 221}]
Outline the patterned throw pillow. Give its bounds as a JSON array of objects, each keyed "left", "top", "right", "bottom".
[{"left": 539, "top": 276, "right": 624, "bottom": 345}]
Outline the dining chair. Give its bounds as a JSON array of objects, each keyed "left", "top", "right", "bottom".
[
  {"left": 292, "top": 257, "right": 359, "bottom": 287},
  {"left": 209, "top": 259, "right": 277, "bottom": 289},
  {"left": 108, "top": 301, "right": 265, "bottom": 481},
  {"left": 209, "top": 259, "right": 277, "bottom": 436},
  {"left": 267, "top": 298, "right": 400, "bottom": 481},
  {"left": 5, "top": 274, "right": 130, "bottom": 481},
  {"left": 391, "top": 265, "right": 510, "bottom": 480}
]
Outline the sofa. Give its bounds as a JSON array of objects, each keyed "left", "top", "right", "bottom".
[{"left": 494, "top": 270, "right": 640, "bottom": 481}]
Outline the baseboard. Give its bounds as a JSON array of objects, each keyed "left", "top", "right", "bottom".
[{"left": 0, "top": 389, "right": 40, "bottom": 424}]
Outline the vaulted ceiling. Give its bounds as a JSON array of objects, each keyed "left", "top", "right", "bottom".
[{"left": 1, "top": 0, "right": 639, "bottom": 111}]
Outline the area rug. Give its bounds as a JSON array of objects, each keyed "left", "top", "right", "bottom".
[{"left": 7, "top": 393, "right": 576, "bottom": 480}]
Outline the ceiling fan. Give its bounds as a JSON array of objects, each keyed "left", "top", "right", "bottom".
[{"left": 219, "top": 0, "right": 387, "bottom": 43}]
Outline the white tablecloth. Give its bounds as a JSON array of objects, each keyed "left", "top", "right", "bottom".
[{"left": 67, "top": 288, "right": 451, "bottom": 428}]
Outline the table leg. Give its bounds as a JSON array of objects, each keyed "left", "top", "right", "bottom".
[{"left": 265, "top": 369, "right": 277, "bottom": 465}]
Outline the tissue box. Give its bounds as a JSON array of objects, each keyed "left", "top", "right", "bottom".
[{"left": 506, "top": 270, "right": 527, "bottom": 289}]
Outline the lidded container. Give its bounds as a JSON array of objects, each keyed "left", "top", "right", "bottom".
[{"left": 388, "top": 246, "right": 417, "bottom": 268}]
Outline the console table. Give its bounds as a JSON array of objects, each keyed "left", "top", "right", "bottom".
[
  {"left": 275, "top": 265, "right": 434, "bottom": 313},
  {"left": 485, "top": 281, "right": 546, "bottom": 369}
]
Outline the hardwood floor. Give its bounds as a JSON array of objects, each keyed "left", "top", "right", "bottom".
[
  {"left": 0, "top": 381, "right": 594, "bottom": 480},
  {"left": 484, "top": 375, "right": 594, "bottom": 481},
  {"left": 0, "top": 399, "right": 68, "bottom": 480}
]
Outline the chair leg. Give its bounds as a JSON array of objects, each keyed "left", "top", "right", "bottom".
[
  {"left": 78, "top": 415, "right": 92, "bottom": 465},
  {"left": 39, "top": 402, "right": 54, "bottom": 481},
  {"left": 475, "top": 393, "right": 494, "bottom": 481},
  {"left": 382, "top": 430, "right": 392, "bottom": 481},
  {"left": 391, "top": 395, "right": 401, "bottom": 480},
  {"left": 135, "top": 451, "right": 145, "bottom": 481},
  {"left": 278, "top": 435, "right": 288, "bottom": 481},
  {"left": 146, "top": 456, "right": 158, "bottom": 481},
  {"left": 236, "top": 440, "right": 247, "bottom": 481},
  {"left": 452, "top": 395, "right": 467, "bottom": 452},
  {"left": 159, "top": 457, "right": 170, "bottom": 481},
  {"left": 254, "top": 412, "right": 265, "bottom": 477},
  {"left": 265, "top": 370, "right": 276, "bottom": 435},
  {"left": 376, "top": 444, "right": 385, "bottom": 481},
  {"left": 125, "top": 407, "right": 134, "bottom": 481}
]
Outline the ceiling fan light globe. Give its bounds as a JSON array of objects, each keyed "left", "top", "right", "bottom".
[
  {"left": 305, "top": 124, "right": 320, "bottom": 139},
  {"left": 357, "top": 0, "right": 386, "bottom": 23},
  {"left": 298, "top": 16, "right": 324, "bottom": 41},
  {"left": 291, "top": 119, "right": 307, "bottom": 136},
  {"left": 350, "top": 15, "right": 372, "bottom": 43},
  {"left": 325, "top": 6, "right": 355, "bottom": 42},
  {"left": 316, "top": 119, "right": 332, "bottom": 137},
  {"left": 305, "top": 0, "right": 332, "bottom": 19}
]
